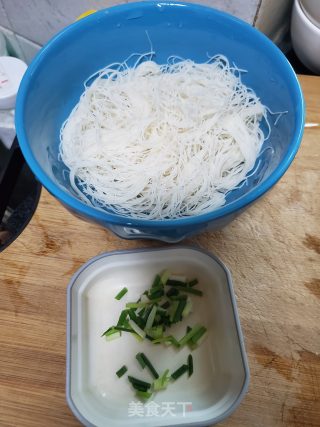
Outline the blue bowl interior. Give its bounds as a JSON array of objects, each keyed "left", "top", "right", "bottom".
[{"left": 16, "top": 1, "right": 304, "bottom": 227}]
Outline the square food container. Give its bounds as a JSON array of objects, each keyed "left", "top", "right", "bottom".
[{"left": 66, "top": 247, "right": 249, "bottom": 426}]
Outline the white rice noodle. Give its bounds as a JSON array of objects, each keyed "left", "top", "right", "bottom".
[{"left": 59, "top": 54, "right": 269, "bottom": 219}]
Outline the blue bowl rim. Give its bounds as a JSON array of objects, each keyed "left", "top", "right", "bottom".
[
  {"left": 15, "top": 1, "right": 305, "bottom": 229},
  {"left": 66, "top": 245, "right": 250, "bottom": 427}
]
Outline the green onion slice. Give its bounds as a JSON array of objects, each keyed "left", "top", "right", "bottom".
[
  {"left": 171, "top": 364, "right": 189, "bottom": 380},
  {"left": 182, "top": 298, "right": 192, "bottom": 318},
  {"left": 116, "top": 365, "right": 127, "bottom": 378},
  {"left": 153, "top": 369, "right": 170, "bottom": 391},
  {"left": 136, "top": 352, "right": 146, "bottom": 369},
  {"left": 189, "top": 326, "right": 207, "bottom": 349},
  {"left": 187, "top": 354, "right": 193, "bottom": 377},
  {"left": 128, "top": 319, "right": 146, "bottom": 339},
  {"left": 160, "top": 270, "right": 171, "bottom": 286},
  {"left": 128, "top": 376, "right": 151, "bottom": 390},
  {"left": 104, "top": 330, "right": 121, "bottom": 341},
  {"left": 188, "top": 279, "right": 198, "bottom": 287},
  {"left": 135, "top": 390, "right": 153, "bottom": 400},
  {"left": 152, "top": 274, "right": 161, "bottom": 288},
  {"left": 166, "top": 279, "right": 188, "bottom": 287},
  {"left": 145, "top": 304, "right": 157, "bottom": 331},
  {"left": 117, "top": 309, "right": 128, "bottom": 326},
  {"left": 173, "top": 298, "right": 187, "bottom": 323},
  {"left": 152, "top": 335, "right": 180, "bottom": 347},
  {"left": 126, "top": 301, "right": 151, "bottom": 309},
  {"left": 139, "top": 353, "right": 159, "bottom": 379},
  {"left": 145, "top": 325, "right": 164, "bottom": 340},
  {"left": 115, "top": 287, "right": 128, "bottom": 300},
  {"left": 179, "top": 324, "right": 204, "bottom": 347}
]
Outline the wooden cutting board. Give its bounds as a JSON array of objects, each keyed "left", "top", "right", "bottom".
[{"left": 0, "top": 75, "right": 319, "bottom": 427}]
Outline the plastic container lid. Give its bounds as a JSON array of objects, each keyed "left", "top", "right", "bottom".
[{"left": 0, "top": 56, "right": 27, "bottom": 110}]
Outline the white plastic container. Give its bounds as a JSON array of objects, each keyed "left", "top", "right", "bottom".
[
  {"left": 291, "top": 0, "right": 320, "bottom": 74},
  {"left": 66, "top": 247, "right": 249, "bottom": 427},
  {"left": 0, "top": 56, "right": 27, "bottom": 149},
  {"left": 0, "top": 56, "right": 27, "bottom": 110}
]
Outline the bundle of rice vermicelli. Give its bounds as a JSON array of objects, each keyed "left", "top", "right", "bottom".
[{"left": 59, "top": 54, "right": 268, "bottom": 220}]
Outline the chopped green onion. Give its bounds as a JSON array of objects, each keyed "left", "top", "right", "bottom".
[
  {"left": 153, "top": 369, "right": 170, "bottom": 391},
  {"left": 126, "top": 301, "right": 151, "bottom": 309},
  {"left": 161, "top": 369, "right": 170, "bottom": 384},
  {"left": 161, "top": 301, "right": 170, "bottom": 310},
  {"left": 148, "top": 288, "right": 164, "bottom": 300},
  {"left": 139, "top": 353, "right": 159, "bottom": 379},
  {"left": 169, "top": 300, "right": 179, "bottom": 323},
  {"left": 114, "top": 326, "right": 133, "bottom": 333},
  {"left": 102, "top": 327, "right": 118, "bottom": 337},
  {"left": 188, "top": 278, "right": 198, "bottom": 287},
  {"left": 128, "top": 309, "right": 145, "bottom": 329},
  {"left": 128, "top": 319, "right": 146, "bottom": 339},
  {"left": 132, "top": 333, "right": 144, "bottom": 342},
  {"left": 142, "top": 305, "right": 153, "bottom": 324},
  {"left": 162, "top": 316, "right": 172, "bottom": 328},
  {"left": 190, "top": 326, "right": 207, "bottom": 343},
  {"left": 128, "top": 376, "right": 151, "bottom": 390},
  {"left": 136, "top": 352, "right": 146, "bottom": 369},
  {"left": 154, "top": 313, "right": 162, "bottom": 324},
  {"left": 156, "top": 306, "right": 167, "bottom": 315},
  {"left": 140, "top": 294, "right": 150, "bottom": 304},
  {"left": 104, "top": 269, "right": 206, "bottom": 398},
  {"left": 157, "top": 311, "right": 169, "bottom": 325},
  {"left": 153, "top": 379, "right": 163, "bottom": 391},
  {"left": 189, "top": 326, "right": 207, "bottom": 348},
  {"left": 122, "top": 320, "right": 131, "bottom": 329},
  {"left": 132, "top": 383, "right": 150, "bottom": 392},
  {"left": 167, "top": 279, "right": 188, "bottom": 287},
  {"left": 160, "top": 269, "right": 171, "bottom": 285},
  {"left": 173, "top": 298, "right": 187, "bottom": 323},
  {"left": 167, "top": 336, "right": 180, "bottom": 347},
  {"left": 152, "top": 274, "right": 161, "bottom": 288},
  {"left": 115, "top": 287, "right": 128, "bottom": 300},
  {"left": 108, "top": 272, "right": 207, "bottom": 402},
  {"left": 135, "top": 390, "right": 153, "bottom": 400},
  {"left": 171, "top": 364, "right": 189, "bottom": 380},
  {"left": 182, "top": 298, "right": 192, "bottom": 318},
  {"left": 117, "top": 309, "right": 128, "bottom": 326},
  {"left": 179, "top": 287, "right": 203, "bottom": 296},
  {"left": 152, "top": 335, "right": 180, "bottom": 347},
  {"left": 101, "top": 327, "right": 112, "bottom": 337},
  {"left": 104, "top": 330, "right": 121, "bottom": 341},
  {"left": 116, "top": 365, "right": 128, "bottom": 378},
  {"left": 137, "top": 307, "right": 146, "bottom": 317},
  {"left": 146, "top": 325, "right": 164, "bottom": 340},
  {"left": 145, "top": 304, "right": 157, "bottom": 331},
  {"left": 166, "top": 287, "right": 179, "bottom": 297},
  {"left": 187, "top": 355, "right": 193, "bottom": 377},
  {"left": 179, "top": 324, "right": 204, "bottom": 347}
]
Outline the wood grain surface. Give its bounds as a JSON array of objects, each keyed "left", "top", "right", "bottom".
[{"left": 0, "top": 75, "right": 319, "bottom": 427}]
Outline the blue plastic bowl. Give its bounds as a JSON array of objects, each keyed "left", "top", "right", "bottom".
[{"left": 15, "top": 1, "right": 305, "bottom": 243}]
